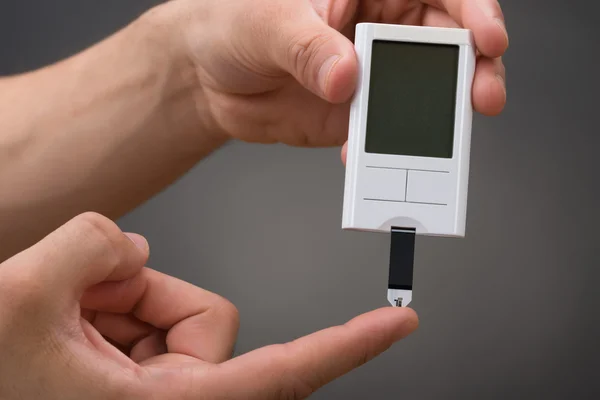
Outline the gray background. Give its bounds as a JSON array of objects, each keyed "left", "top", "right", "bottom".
[{"left": 2, "top": 1, "right": 598, "bottom": 398}]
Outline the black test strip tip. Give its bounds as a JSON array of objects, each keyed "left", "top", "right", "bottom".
[{"left": 387, "top": 227, "right": 416, "bottom": 307}]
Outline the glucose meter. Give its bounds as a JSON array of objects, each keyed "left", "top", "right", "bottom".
[{"left": 341, "top": 23, "right": 476, "bottom": 306}]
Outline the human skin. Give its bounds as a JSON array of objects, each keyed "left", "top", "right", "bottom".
[
  {"left": 0, "top": 0, "right": 507, "bottom": 261},
  {"left": 0, "top": 212, "right": 418, "bottom": 399},
  {"left": 0, "top": 0, "right": 508, "bottom": 398}
]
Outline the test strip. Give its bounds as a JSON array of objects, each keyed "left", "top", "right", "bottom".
[{"left": 387, "top": 227, "right": 416, "bottom": 307}]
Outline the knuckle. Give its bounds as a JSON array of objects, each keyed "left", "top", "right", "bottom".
[
  {"left": 351, "top": 324, "right": 390, "bottom": 367},
  {"left": 277, "top": 385, "right": 313, "bottom": 400},
  {"left": 269, "top": 344, "right": 317, "bottom": 399},
  {"left": 71, "top": 212, "right": 124, "bottom": 267},
  {"left": 212, "top": 296, "right": 240, "bottom": 328},
  {"left": 278, "top": 377, "right": 315, "bottom": 399},
  {"left": 73, "top": 211, "right": 119, "bottom": 237},
  {"left": 356, "top": 345, "right": 373, "bottom": 369},
  {"left": 287, "top": 30, "right": 331, "bottom": 82}
]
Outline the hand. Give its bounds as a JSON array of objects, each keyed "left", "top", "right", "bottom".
[
  {"left": 0, "top": 212, "right": 418, "bottom": 399},
  {"left": 150, "top": 0, "right": 507, "bottom": 151}
]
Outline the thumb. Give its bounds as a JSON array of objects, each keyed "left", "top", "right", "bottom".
[
  {"left": 270, "top": 7, "right": 357, "bottom": 103},
  {"left": 2, "top": 212, "right": 149, "bottom": 306}
]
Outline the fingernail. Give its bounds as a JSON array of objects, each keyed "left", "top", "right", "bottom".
[
  {"left": 495, "top": 73, "right": 505, "bottom": 86},
  {"left": 124, "top": 232, "right": 148, "bottom": 252},
  {"left": 496, "top": 74, "right": 507, "bottom": 99},
  {"left": 318, "top": 55, "right": 341, "bottom": 96},
  {"left": 476, "top": 0, "right": 509, "bottom": 48},
  {"left": 494, "top": 18, "right": 509, "bottom": 48},
  {"left": 477, "top": 0, "right": 498, "bottom": 18}
]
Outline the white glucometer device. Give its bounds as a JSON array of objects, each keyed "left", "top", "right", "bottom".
[
  {"left": 343, "top": 23, "right": 475, "bottom": 237},
  {"left": 341, "top": 23, "right": 476, "bottom": 307}
]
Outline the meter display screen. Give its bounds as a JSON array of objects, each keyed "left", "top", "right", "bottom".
[{"left": 365, "top": 40, "right": 459, "bottom": 159}]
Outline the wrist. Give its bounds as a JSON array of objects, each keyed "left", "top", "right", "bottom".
[{"left": 133, "top": 4, "right": 229, "bottom": 148}]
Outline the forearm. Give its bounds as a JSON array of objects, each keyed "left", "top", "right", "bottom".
[{"left": 0, "top": 7, "right": 225, "bottom": 261}]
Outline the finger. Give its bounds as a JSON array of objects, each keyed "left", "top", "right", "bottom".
[
  {"left": 200, "top": 307, "right": 418, "bottom": 399},
  {"left": 473, "top": 56, "right": 506, "bottom": 116},
  {"left": 81, "top": 268, "right": 239, "bottom": 363},
  {"left": 310, "top": 0, "right": 358, "bottom": 31},
  {"left": 341, "top": 141, "right": 347, "bottom": 166},
  {"left": 82, "top": 310, "right": 167, "bottom": 363},
  {"left": 80, "top": 317, "right": 139, "bottom": 370},
  {"left": 0, "top": 212, "right": 148, "bottom": 307},
  {"left": 254, "top": 2, "right": 358, "bottom": 103},
  {"left": 422, "top": 5, "right": 461, "bottom": 28},
  {"left": 90, "top": 312, "right": 155, "bottom": 348},
  {"left": 422, "top": 0, "right": 508, "bottom": 57},
  {"left": 421, "top": 5, "right": 507, "bottom": 114},
  {"left": 130, "top": 331, "right": 168, "bottom": 363}
]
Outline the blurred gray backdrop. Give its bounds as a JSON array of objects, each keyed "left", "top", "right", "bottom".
[{"left": 2, "top": 1, "right": 599, "bottom": 398}]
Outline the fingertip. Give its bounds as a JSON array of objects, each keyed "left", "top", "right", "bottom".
[
  {"left": 473, "top": 73, "right": 506, "bottom": 116},
  {"left": 341, "top": 141, "right": 348, "bottom": 165},
  {"left": 494, "top": 18, "right": 509, "bottom": 50},
  {"left": 476, "top": 20, "right": 509, "bottom": 59},
  {"left": 283, "top": 11, "right": 357, "bottom": 103},
  {"left": 473, "top": 57, "right": 506, "bottom": 116},
  {"left": 123, "top": 232, "right": 150, "bottom": 276},
  {"left": 348, "top": 306, "right": 420, "bottom": 343},
  {"left": 324, "top": 50, "right": 358, "bottom": 103},
  {"left": 387, "top": 306, "right": 420, "bottom": 341},
  {"left": 463, "top": 2, "right": 508, "bottom": 58},
  {"left": 403, "top": 307, "right": 420, "bottom": 332},
  {"left": 124, "top": 232, "right": 149, "bottom": 255},
  {"left": 493, "top": 74, "right": 507, "bottom": 113}
]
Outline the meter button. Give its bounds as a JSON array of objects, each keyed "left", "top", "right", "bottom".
[
  {"left": 363, "top": 167, "right": 407, "bottom": 202},
  {"left": 406, "top": 170, "right": 451, "bottom": 205}
]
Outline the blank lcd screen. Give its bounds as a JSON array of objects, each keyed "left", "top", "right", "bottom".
[{"left": 365, "top": 40, "right": 459, "bottom": 158}]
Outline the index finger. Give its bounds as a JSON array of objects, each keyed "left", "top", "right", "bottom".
[
  {"left": 0, "top": 212, "right": 148, "bottom": 307},
  {"left": 201, "top": 307, "right": 418, "bottom": 399},
  {"left": 423, "top": 0, "right": 508, "bottom": 57},
  {"left": 81, "top": 268, "right": 240, "bottom": 363}
]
